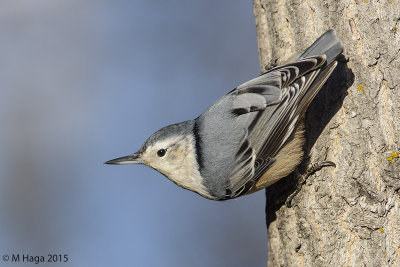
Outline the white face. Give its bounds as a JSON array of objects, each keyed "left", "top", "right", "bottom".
[
  {"left": 141, "top": 136, "right": 188, "bottom": 176},
  {"left": 139, "top": 135, "right": 212, "bottom": 199}
]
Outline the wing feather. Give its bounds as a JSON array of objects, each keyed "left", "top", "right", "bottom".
[{"left": 223, "top": 55, "right": 334, "bottom": 198}]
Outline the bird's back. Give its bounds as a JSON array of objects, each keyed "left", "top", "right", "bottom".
[{"left": 196, "top": 30, "right": 343, "bottom": 200}]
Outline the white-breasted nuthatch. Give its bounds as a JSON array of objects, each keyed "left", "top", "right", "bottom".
[{"left": 105, "top": 30, "right": 343, "bottom": 201}]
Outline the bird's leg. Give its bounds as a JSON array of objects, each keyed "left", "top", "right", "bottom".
[{"left": 285, "top": 161, "right": 336, "bottom": 208}]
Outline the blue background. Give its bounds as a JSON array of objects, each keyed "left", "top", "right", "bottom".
[{"left": 0, "top": 1, "right": 267, "bottom": 266}]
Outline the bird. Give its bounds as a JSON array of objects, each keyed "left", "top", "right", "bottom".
[{"left": 105, "top": 30, "right": 343, "bottom": 201}]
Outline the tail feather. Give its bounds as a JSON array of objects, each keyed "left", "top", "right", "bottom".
[{"left": 298, "top": 30, "right": 343, "bottom": 65}]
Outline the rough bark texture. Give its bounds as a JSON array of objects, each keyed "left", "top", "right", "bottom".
[{"left": 253, "top": 0, "right": 400, "bottom": 266}]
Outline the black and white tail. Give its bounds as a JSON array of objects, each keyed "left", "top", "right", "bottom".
[{"left": 298, "top": 29, "right": 343, "bottom": 64}]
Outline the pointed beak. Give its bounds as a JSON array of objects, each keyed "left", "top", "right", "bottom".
[{"left": 104, "top": 153, "right": 143, "bottom": 165}]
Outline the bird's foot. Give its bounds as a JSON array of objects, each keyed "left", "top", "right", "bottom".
[{"left": 285, "top": 161, "right": 336, "bottom": 208}]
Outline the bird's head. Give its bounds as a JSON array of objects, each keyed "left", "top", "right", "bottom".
[
  {"left": 106, "top": 122, "right": 192, "bottom": 171},
  {"left": 105, "top": 121, "right": 208, "bottom": 197}
]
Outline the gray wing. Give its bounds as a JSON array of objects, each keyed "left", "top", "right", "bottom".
[{"left": 225, "top": 55, "right": 337, "bottom": 198}]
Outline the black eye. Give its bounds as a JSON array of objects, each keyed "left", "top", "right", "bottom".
[{"left": 157, "top": 149, "right": 166, "bottom": 157}]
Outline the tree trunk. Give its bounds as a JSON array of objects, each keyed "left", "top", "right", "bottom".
[{"left": 253, "top": 0, "right": 400, "bottom": 266}]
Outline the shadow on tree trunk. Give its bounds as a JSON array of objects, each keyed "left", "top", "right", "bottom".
[{"left": 266, "top": 56, "right": 354, "bottom": 227}]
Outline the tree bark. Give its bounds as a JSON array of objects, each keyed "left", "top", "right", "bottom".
[{"left": 253, "top": 0, "right": 400, "bottom": 266}]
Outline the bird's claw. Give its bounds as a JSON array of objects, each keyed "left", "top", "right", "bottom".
[{"left": 285, "top": 161, "right": 336, "bottom": 208}]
